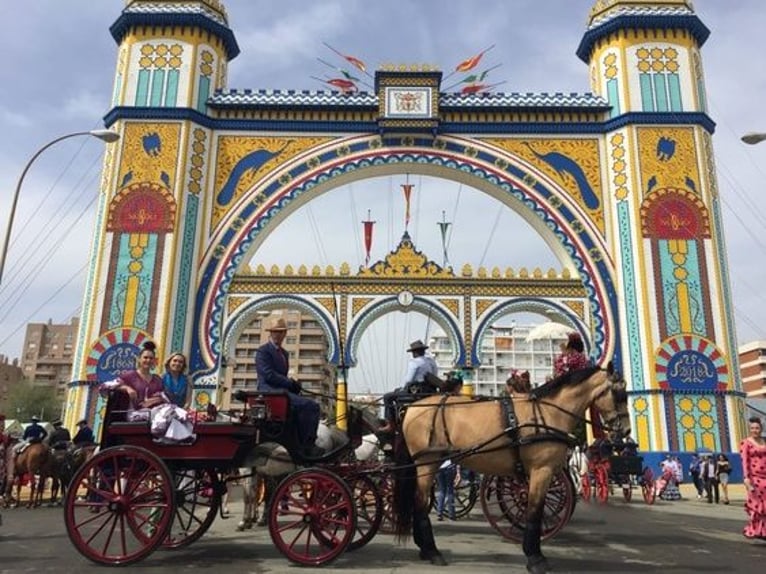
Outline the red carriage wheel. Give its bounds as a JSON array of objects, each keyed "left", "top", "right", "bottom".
[
  {"left": 580, "top": 471, "right": 592, "bottom": 502},
  {"left": 346, "top": 475, "right": 382, "bottom": 551},
  {"left": 480, "top": 470, "right": 575, "bottom": 542},
  {"left": 376, "top": 473, "right": 396, "bottom": 534},
  {"left": 64, "top": 445, "right": 175, "bottom": 566},
  {"left": 161, "top": 468, "right": 221, "bottom": 549},
  {"left": 453, "top": 470, "right": 479, "bottom": 519},
  {"left": 621, "top": 476, "right": 633, "bottom": 502},
  {"left": 641, "top": 467, "right": 656, "bottom": 505},
  {"left": 268, "top": 468, "right": 356, "bottom": 566},
  {"left": 595, "top": 464, "right": 609, "bottom": 503}
]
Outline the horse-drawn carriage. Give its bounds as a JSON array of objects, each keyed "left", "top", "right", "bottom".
[
  {"left": 63, "top": 388, "right": 381, "bottom": 566},
  {"left": 64, "top": 362, "right": 629, "bottom": 574},
  {"left": 580, "top": 446, "right": 655, "bottom": 504}
]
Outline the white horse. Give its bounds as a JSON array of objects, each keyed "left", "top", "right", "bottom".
[{"left": 236, "top": 423, "right": 380, "bottom": 531}]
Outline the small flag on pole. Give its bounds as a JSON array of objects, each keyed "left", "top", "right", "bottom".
[
  {"left": 362, "top": 210, "right": 375, "bottom": 266},
  {"left": 438, "top": 211, "right": 451, "bottom": 267},
  {"left": 454, "top": 45, "right": 495, "bottom": 73},
  {"left": 401, "top": 183, "right": 414, "bottom": 229}
]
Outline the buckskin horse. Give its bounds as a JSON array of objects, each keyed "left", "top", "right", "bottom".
[{"left": 391, "top": 363, "right": 630, "bottom": 574}]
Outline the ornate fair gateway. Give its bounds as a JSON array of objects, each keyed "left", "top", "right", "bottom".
[{"left": 66, "top": 0, "right": 746, "bottom": 458}]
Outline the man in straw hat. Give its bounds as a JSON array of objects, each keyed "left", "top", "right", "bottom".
[
  {"left": 255, "top": 316, "right": 322, "bottom": 457},
  {"left": 379, "top": 339, "right": 439, "bottom": 434}
]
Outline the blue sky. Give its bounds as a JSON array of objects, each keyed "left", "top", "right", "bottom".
[{"left": 0, "top": 1, "right": 765, "bottom": 393}]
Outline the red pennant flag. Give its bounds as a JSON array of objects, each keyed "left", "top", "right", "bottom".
[
  {"left": 362, "top": 215, "right": 375, "bottom": 266},
  {"left": 327, "top": 78, "right": 357, "bottom": 93},
  {"left": 401, "top": 183, "right": 414, "bottom": 228},
  {"left": 461, "top": 83, "right": 489, "bottom": 95},
  {"left": 344, "top": 54, "right": 367, "bottom": 73}
]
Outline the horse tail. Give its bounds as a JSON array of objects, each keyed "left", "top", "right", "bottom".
[{"left": 391, "top": 440, "right": 416, "bottom": 543}]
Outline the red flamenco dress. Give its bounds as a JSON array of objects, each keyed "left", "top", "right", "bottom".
[{"left": 740, "top": 437, "right": 766, "bottom": 539}]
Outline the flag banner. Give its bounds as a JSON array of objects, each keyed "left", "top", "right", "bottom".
[
  {"left": 327, "top": 78, "right": 357, "bottom": 93},
  {"left": 401, "top": 183, "right": 414, "bottom": 228},
  {"left": 438, "top": 218, "right": 451, "bottom": 266},
  {"left": 363, "top": 217, "right": 375, "bottom": 266},
  {"left": 454, "top": 45, "right": 495, "bottom": 73},
  {"left": 345, "top": 54, "right": 367, "bottom": 73}
]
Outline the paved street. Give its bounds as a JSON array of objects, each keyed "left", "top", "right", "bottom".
[{"left": 0, "top": 484, "right": 764, "bottom": 573}]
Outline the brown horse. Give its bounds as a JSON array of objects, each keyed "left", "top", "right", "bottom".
[
  {"left": 6, "top": 442, "right": 51, "bottom": 508},
  {"left": 391, "top": 363, "right": 630, "bottom": 574}
]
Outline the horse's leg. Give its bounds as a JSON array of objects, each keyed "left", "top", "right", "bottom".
[
  {"left": 412, "top": 463, "right": 446, "bottom": 566},
  {"left": 523, "top": 468, "right": 555, "bottom": 574},
  {"left": 237, "top": 472, "right": 253, "bottom": 531}
]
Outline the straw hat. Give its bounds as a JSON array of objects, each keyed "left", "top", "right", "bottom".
[{"left": 266, "top": 317, "right": 289, "bottom": 332}]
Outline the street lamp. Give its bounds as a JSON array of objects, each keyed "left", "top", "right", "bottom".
[
  {"left": 0, "top": 128, "right": 120, "bottom": 285},
  {"left": 741, "top": 132, "right": 766, "bottom": 145}
]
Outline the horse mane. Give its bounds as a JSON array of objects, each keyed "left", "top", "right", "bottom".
[{"left": 530, "top": 366, "right": 601, "bottom": 399}]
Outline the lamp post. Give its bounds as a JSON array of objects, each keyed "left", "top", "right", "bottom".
[
  {"left": 0, "top": 128, "right": 120, "bottom": 285},
  {"left": 741, "top": 132, "right": 766, "bottom": 145}
]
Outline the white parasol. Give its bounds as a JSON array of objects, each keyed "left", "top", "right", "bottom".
[{"left": 524, "top": 322, "right": 573, "bottom": 342}]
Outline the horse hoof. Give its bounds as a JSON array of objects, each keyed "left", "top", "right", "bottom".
[
  {"left": 236, "top": 524, "right": 246, "bottom": 532},
  {"left": 419, "top": 550, "right": 447, "bottom": 566},
  {"left": 526, "top": 556, "right": 550, "bottom": 574}
]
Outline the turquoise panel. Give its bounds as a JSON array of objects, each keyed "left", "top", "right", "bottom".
[
  {"left": 658, "top": 240, "right": 679, "bottom": 335},
  {"left": 683, "top": 240, "right": 707, "bottom": 334},
  {"left": 150, "top": 69, "right": 165, "bottom": 107},
  {"left": 617, "top": 202, "right": 643, "bottom": 389},
  {"left": 639, "top": 74, "right": 654, "bottom": 111},
  {"left": 653, "top": 74, "right": 668, "bottom": 111},
  {"left": 108, "top": 233, "right": 159, "bottom": 330},
  {"left": 136, "top": 70, "right": 150, "bottom": 106},
  {"left": 606, "top": 79, "right": 621, "bottom": 118},
  {"left": 165, "top": 70, "right": 179, "bottom": 107},
  {"left": 172, "top": 196, "right": 199, "bottom": 351},
  {"left": 668, "top": 74, "right": 683, "bottom": 111},
  {"left": 197, "top": 76, "right": 211, "bottom": 113},
  {"left": 658, "top": 240, "right": 707, "bottom": 336}
]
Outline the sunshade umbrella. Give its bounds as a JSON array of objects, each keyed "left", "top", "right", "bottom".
[{"left": 524, "top": 322, "right": 573, "bottom": 342}]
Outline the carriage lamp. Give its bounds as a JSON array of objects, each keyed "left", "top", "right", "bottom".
[{"left": 250, "top": 402, "right": 269, "bottom": 421}]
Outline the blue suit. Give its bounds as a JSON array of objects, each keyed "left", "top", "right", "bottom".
[{"left": 255, "top": 341, "right": 320, "bottom": 447}]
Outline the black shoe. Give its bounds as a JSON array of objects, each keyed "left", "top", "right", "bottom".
[{"left": 301, "top": 445, "right": 325, "bottom": 459}]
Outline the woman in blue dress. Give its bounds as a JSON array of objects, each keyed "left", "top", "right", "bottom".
[{"left": 162, "top": 352, "right": 190, "bottom": 408}]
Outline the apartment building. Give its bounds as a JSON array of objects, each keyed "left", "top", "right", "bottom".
[
  {"left": 21, "top": 318, "right": 79, "bottom": 396},
  {"left": 739, "top": 341, "right": 766, "bottom": 396},
  {"left": 429, "top": 324, "right": 567, "bottom": 397},
  {"left": 221, "top": 309, "right": 336, "bottom": 417}
]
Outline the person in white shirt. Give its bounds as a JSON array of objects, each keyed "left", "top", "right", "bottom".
[{"left": 379, "top": 340, "right": 439, "bottom": 433}]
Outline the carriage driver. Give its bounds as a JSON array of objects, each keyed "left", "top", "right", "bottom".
[
  {"left": 255, "top": 316, "right": 322, "bottom": 458},
  {"left": 379, "top": 339, "right": 440, "bottom": 434}
]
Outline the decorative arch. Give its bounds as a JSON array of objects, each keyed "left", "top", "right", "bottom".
[
  {"left": 221, "top": 294, "right": 341, "bottom": 367},
  {"left": 345, "top": 296, "right": 465, "bottom": 368},
  {"left": 189, "top": 136, "right": 620, "bottom": 377}
]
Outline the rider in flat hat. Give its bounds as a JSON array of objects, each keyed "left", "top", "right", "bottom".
[{"left": 379, "top": 339, "right": 439, "bottom": 434}]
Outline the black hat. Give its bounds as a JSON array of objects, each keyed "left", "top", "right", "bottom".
[
  {"left": 31, "top": 415, "right": 40, "bottom": 422},
  {"left": 52, "top": 420, "right": 63, "bottom": 427},
  {"left": 77, "top": 419, "right": 88, "bottom": 426},
  {"left": 407, "top": 340, "right": 428, "bottom": 353}
]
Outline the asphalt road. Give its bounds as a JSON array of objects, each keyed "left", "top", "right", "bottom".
[{"left": 1, "top": 485, "right": 764, "bottom": 573}]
